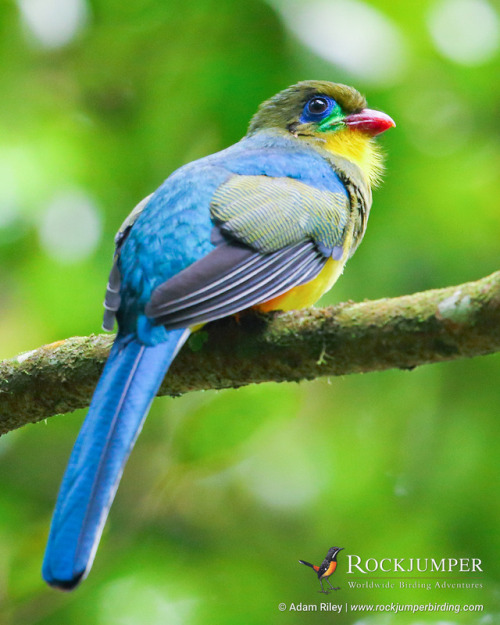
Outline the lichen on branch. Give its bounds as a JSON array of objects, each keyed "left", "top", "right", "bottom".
[{"left": 1, "top": 270, "right": 499, "bottom": 435}]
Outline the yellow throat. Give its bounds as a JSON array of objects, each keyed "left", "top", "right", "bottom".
[{"left": 321, "top": 128, "right": 384, "bottom": 187}]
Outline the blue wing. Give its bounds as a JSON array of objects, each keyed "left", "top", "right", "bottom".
[{"left": 115, "top": 132, "right": 350, "bottom": 339}]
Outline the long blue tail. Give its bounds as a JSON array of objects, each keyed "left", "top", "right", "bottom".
[{"left": 42, "top": 329, "right": 189, "bottom": 590}]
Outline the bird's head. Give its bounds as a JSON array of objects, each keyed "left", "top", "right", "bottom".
[
  {"left": 248, "top": 81, "right": 395, "bottom": 186},
  {"left": 327, "top": 546, "right": 345, "bottom": 560}
]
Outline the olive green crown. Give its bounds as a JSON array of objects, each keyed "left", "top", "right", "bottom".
[{"left": 248, "top": 80, "right": 366, "bottom": 135}]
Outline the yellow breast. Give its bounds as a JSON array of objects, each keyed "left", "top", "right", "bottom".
[{"left": 255, "top": 254, "right": 347, "bottom": 313}]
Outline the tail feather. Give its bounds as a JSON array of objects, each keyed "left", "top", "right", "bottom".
[
  {"left": 42, "top": 329, "right": 189, "bottom": 589},
  {"left": 299, "top": 559, "right": 315, "bottom": 568}
]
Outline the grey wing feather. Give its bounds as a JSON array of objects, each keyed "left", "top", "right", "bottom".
[
  {"left": 102, "top": 259, "right": 121, "bottom": 331},
  {"left": 145, "top": 238, "right": 326, "bottom": 330}
]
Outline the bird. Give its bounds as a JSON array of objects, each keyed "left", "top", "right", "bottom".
[
  {"left": 42, "top": 80, "right": 394, "bottom": 590},
  {"left": 299, "top": 546, "right": 344, "bottom": 593}
]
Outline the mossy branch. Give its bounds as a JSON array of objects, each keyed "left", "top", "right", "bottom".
[{"left": 1, "top": 270, "right": 499, "bottom": 435}]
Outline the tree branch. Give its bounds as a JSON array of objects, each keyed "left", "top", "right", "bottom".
[{"left": 1, "top": 270, "right": 499, "bottom": 435}]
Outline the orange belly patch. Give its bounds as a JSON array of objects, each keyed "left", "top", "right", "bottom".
[{"left": 322, "top": 561, "right": 337, "bottom": 578}]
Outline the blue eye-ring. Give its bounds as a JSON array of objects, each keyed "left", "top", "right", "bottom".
[{"left": 300, "top": 96, "right": 336, "bottom": 122}]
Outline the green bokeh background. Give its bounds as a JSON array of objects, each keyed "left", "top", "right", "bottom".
[{"left": 0, "top": 0, "right": 499, "bottom": 623}]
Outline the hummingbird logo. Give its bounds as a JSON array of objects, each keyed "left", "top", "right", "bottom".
[{"left": 299, "top": 546, "right": 344, "bottom": 593}]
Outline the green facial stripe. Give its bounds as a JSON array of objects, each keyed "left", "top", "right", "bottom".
[{"left": 317, "top": 107, "right": 345, "bottom": 132}]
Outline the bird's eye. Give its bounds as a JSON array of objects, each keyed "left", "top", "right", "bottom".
[
  {"left": 299, "top": 96, "right": 336, "bottom": 124},
  {"left": 307, "top": 97, "right": 329, "bottom": 115}
]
